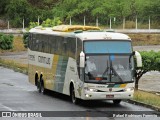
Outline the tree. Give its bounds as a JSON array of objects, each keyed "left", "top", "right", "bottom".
[
  {"left": 5, "top": 0, "right": 55, "bottom": 27},
  {"left": 0, "top": 0, "right": 10, "bottom": 16},
  {"left": 1, "top": 0, "right": 160, "bottom": 28},
  {"left": 5, "top": 0, "right": 32, "bottom": 27},
  {"left": 135, "top": 51, "right": 160, "bottom": 90}
]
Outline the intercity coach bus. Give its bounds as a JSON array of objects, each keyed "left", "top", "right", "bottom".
[{"left": 28, "top": 25, "right": 142, "bottom": 104}]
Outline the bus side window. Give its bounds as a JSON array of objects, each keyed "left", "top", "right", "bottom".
[
  {"left": 28, "top": 33, "right": 32, "bottom": 49},
  {"left": 77, "top": 38, "right": 82, "bottom": 77},
  {"left": 68, "top": 37, "right": 76, "bottom": 58},
  {"left": 51, "top": 36, "right": 57, "bottom": 54},
  {"left": 62, "top": 37, "right": 68, "bottom": 56},
  {"left": 44, "top": 35, "right": 48, "bottom": 53},
  {"left": 54, "top": 36, "right": 58, "bottom": 54},
  {"left": 42, "top": 41, "right": 45, "bottom": 52},
  {"left": 77, "top": 38, "right": 82, "bottom": 61},
  {"left": 32, "top": 34, "right": 36, "bottom": 51},
  {"left": 35, "top": 34, "right": 40, "bottom": 51},
  {"left": 56, "top": 36, "right": 62, "bottom": 55},
  {"left": 48, "top": 36, "right": 52, "bottom": 54}
]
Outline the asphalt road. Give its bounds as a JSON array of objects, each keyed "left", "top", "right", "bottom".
[{"left": 0, "top": 67, "right": 159, "bottom": 120}]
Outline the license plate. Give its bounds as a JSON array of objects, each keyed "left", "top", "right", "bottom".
[{"left": 106, "top": 95, "right": 114, "bottom": 98}]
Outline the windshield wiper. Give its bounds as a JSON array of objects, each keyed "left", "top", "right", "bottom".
[
  {"left": 111, "top": 66, "right": 124, "bottom": 82},
  {"left": 99, "top": 61, "right": 109, "bottom": 82},
  {"left": 102, "top": 67, "right": 109, "bottom": 77},
  {"left": 109, "top": 59, "right": 124, "bottom": 82}
]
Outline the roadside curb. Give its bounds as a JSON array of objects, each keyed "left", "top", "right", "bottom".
[{"left": 126, "top": 99, "right": 160, "bottom": 112}]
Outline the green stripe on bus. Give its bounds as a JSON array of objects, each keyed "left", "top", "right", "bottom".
[
  {"left": 107, "top": 84, "right": 127, "bottom": 88},
  {"left": 54, "top": 56, "right": 68, "bottom": 93}
]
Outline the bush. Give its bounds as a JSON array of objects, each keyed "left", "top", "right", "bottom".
[
  {"left": 23, "top": 32, "right": 29, "bottom": 48},
  {"left": 0, "top": 33, "right": 14, "bottom": 50},
  {"left": 41, "top": 18, "right": 62, "bottom": 27},
  {"left": 135, "top": 51, "right": 160, "bottom": 89}
]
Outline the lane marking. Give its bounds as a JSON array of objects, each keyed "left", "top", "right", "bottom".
[{"left": 0, "top": 104, "right": 16, "bottom": 111}]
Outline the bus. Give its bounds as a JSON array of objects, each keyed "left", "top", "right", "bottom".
[{"left": 28, "top": 25, "right": 142, "bottom": 104}]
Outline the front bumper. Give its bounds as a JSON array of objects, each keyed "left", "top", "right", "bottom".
[{"left": 81, "top": 91, "right": 134, "bottom": 100}]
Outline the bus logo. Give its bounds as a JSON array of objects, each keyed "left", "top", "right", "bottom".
[{"left": 109, "top": 88, "right": 112, "bottom": 92}]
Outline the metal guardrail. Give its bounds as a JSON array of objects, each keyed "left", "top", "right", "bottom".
[
  {"left": 115, "top": 29, "right": 160, "bottom": 33},
  {"left": 0, "top": 29, "right": 26, "bottom": 34},
  {"left": 0, "top": 28, "right": 160, "bottom": 34}
]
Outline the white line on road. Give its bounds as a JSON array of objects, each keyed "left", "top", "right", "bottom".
[{"left": 0, "top": 103, "right": 16, "bottom": 111}]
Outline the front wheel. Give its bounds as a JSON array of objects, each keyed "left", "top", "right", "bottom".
[
  {"left": 113, "top": 100, "right": 121, "bottom": 105},
  {"left": 70, "top": 86, "right": 78, "bottom": 104}
]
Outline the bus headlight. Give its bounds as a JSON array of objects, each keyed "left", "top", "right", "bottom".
[
  {"left": 84, "top": 87, "right": 98, "bottom": 92},
  {"left": 125, "top": 87, "right": 134, "bottom": 92}
]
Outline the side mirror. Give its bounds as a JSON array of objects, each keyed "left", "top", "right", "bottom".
[
  {"left": 80, "top": 51, "right": 85, "bottom": 68},
  {"left": 134, "top": 51, "right": 142, "bottom": 67}
]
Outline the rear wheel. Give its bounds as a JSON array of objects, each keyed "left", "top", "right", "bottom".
[
  {"left": 113, "top": 100, "right": 121, "bottom": 105},
  {"left": 37, "top": 81, "right": 41, "bottom": 93},
  {"left": 39, "top": 79, "right": 46, "bottom": 94}
]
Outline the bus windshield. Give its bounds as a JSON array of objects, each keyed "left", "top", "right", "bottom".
[
  {"left": 85, "top": 55, "right": 134, "bottom": 83},
  {"left": 84, "top": 40, "right": 134, "bottom": 83},
  {"left": 84, "top": 40, "right": 132, "bottom": 54}
]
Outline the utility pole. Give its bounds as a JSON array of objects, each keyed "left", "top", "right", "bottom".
[
  {"left": 8, "top": 20, "right": 9, "bottom": 30},
  {"left": 96, "top": 17, "right": 98, "bottom": 27},
  {"left": 84, "top": 16, "right": 85, "bottom": 26},
  {"left": 110, "top": 17, "right": 112, "bottom": 29},
  {"left": 149, "top": 16, "right": 151, "bottom": 30},
  {"left": 123, "top": 17, "right": 125, "bottom": 29},
  {"left": 135, "top": 16, "right": 137, "bottom": 30},
  {"left": 23, "top": 18, "right": 25, "bottom": 32},
  {"left": 70, "top": 17, "right": 72, "bottom": 25},
  {"left": 38, "top": 16, "right": 39, "bottom": 26}
]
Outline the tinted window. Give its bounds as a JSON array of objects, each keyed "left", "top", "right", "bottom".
[{"left": 84, "top": 41, "right": 132, "bottom": 54}]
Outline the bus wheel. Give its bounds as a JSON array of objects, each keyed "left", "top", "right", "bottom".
[
  {"left": 37, "top": 81, "right": 41, "bottom": 93},
  {"left": 113, "top": 100, "right": 121, "bottom": 105},
  {"left": 70, "top": 86, "right": 78, "bottom": 104},
  {"left": 39, "top": 79, "right": 46, "bottom": 94}
]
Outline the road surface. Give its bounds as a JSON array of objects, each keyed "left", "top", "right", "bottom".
[{"left": 0, "top": 67, "right": 159, "bottom": 120}]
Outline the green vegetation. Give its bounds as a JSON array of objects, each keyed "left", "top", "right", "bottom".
[
  {"left": 135, "top": 51, "right": 160, "bottom": 89},
  {"left": 0, "top": 35, "right": 26, "bottom": 53},
  {"left": 0, "top": 33, "right": 14, "bottom": 50},
  {"left": 28, "top": 17, "right": 62, "bottom": 29},
  {"left": 133, "top": 90, "right": 160, "bottom": 108},
  {"left": 41, "top": 18, "right": 62, "bottom": 27},
  {"left": 0, "top": 58, "right": 28, "bottom": 74},
  {"left": 23, "top": 32, "right": 29, "bottom": 48},
  {"left": 0, "top": 0, "right": 160, "bottom": 28}
]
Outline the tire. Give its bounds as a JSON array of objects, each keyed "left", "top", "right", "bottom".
[
  {"left": 70, "top": 86, "right": 78, "bottom": 104},
  {"left": 113, "top": 100, "right": 121, "bottom": 105},
  {"left": 37, "top": 81, "right": 41, "bottom": 93},
  {"left": 35, "top": 74, "right": 38, "bottom": 86},
  {"left": 39, "top": 79, "right": 46, "bottom": 94}
]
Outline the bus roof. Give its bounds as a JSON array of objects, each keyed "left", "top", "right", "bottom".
[
  {"left": 75, "top": 32, "right": 131, "bottom": 41},
  {"left": 29, "top": 25, "right": 131, "bottom": 41}
]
